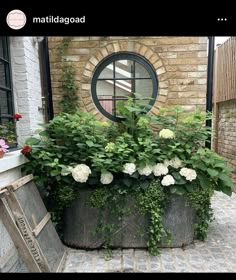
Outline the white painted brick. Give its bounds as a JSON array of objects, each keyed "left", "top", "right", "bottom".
[{"left": 10, "top": 37, "right": 44, "bottom": 146}]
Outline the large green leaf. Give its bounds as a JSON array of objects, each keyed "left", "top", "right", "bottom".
[
  {"left": 122, "top": 178, "right": 132, "bottom": 187},
  {"left": 61, "top": 167, "right": 71, "bottom": 176},
  {"left": 214, "top": 163, "right": 227, "bottom": 168},
  {"left": 86, "top": 140, "right": 94, "bottom": 147},
  {"left": 195, "top": 163, "right": 207, "bottom": 171},
  {"left": 39, "top": 130, "right": 49, "bottom": 137},
  {"left": 175, "top": 186, "right": 186, "bottom": 195},
  {"left": 140, "top": 180, "right": 150, "bottom": 190},
  {"left": 218, "top": 173, "right": 234, "bottom": 188},
  {"left": 172, "top": 172, "right": 186, "bottom": 185},
  {"left": 130, "top": 172, "right": 139, "bottom": 179},
  {"left": 207, "top": 168, "right": 218, "bottom": 177},
  {"left": 124, "top": 106, "right": 143, "bottom": 113},
  {"left": 198, "top": 174, "right": 211, "bottom": 190},
  {"left": 50, "top": 169, "right": 61, "bottom": 177},
  {"left": 172, "top": 172, "right": 182, "bottom": 180},
  {"left": 25, "top": 137, "right": 40, "bottom": 145},
  {"left": 221, "top": 185, "right": 232, "bottom": 196},
  {"left": 185, "top": 184, "right": 194, "bottom": 192},
  {"left": 170, "top": 186, "right": 177, "bottom": 194}
]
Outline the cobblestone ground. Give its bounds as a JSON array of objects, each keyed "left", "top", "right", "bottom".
[{"left": 62, "top": 191, "right": 236, "bottom": 272}]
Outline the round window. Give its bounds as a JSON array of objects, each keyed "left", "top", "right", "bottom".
[{"left": 91, "top": 52, "right": 158, "bottom": 122}]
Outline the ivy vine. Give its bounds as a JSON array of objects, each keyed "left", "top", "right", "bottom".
[
  {"left": 87, "top": 179, "right": 171, "bottom": 256},
  {"left": 135, "top": 179, "right": 170, "bottom": 255},
  {"left": 56, "top": 38, "right": 79, "bottom": 113},
  {"left": 186, "top": 185, "right": 214, "bottom": 241}
]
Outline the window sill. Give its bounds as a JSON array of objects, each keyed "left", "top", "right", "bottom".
[{"left": 0, "top": 150, "right": 28, "bottom": 173}]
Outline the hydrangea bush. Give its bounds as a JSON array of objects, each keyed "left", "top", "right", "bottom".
[{"left": 22, "top": 95, "right": 234, "bottom": 255}]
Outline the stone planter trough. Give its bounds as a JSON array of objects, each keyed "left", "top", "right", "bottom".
[{"left": 63, "top": 191, "right": 195, "bottom": 249}]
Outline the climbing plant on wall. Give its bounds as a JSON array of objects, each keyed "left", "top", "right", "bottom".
[{"left": 56, "top": 38, "right": 79, "bottom": 113}]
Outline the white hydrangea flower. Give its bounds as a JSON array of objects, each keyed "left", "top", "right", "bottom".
[
  {"left": 100, "top": 172, "right": 114, "bottom": 185},
  {"left": 123, "top": 163, "right": 136, "bottom": 175},
  {"left": 161, "top": 175, "right": 175, "bottom": 186},
  {"left": 71, "top": 164, "right": 91, "bottom": 183},
  {"left": 170, "top": 157, "right": 183, "bottom": 169},
  {"left": 179, "top": 167, "right": 197, "bottom": 181},
  {"left": 159, "top": 129, "right": 175, "bottom": 139},
  {"left": 137, "top": 165, "right": 153, "bottom": 176},
  {"left": 163, "top": 159, "right": 172, "bottom": 167},
  {"left": 153, "top": 163, "right": 168, "bottom": 177}
]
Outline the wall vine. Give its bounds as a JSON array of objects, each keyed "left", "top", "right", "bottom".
[{"left": 56, "top": 38, "right": 80, "bottom": 113}]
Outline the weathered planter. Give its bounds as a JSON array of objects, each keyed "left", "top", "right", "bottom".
[{"left": 63, "top": 191, "right": 195, "bottom": 249}]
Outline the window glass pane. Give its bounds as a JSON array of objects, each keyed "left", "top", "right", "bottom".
[
  {"left": 0, "top": 90, "right": 9, "bottom": 114},
  {"left": 115, "top": 60, "right": 133, "bottom": 79},
  {"left": 98, "top": 63, "right": 114, "bottom": 79},
  {"left": 0, "top": 38, "right": 3, "bottom": 58},
  {"left": 97, "top": 80, "right": 114, "bottom": 97},
  {"left": 98, "top": 98, "right": 113, "bottom": 115},
  {"left": 115, "top": 80, "right": 132, "bottom": 98},
  {"left": 135, "top": 62, "right": 150, "bottom": 78},
  {"left": 135, "top": 98, "right": 151, "bottom": 106},
  {"left": 0, "top": 62, "right": 7, "bottom": 87},
  {"left": 135, "top": 79, "right": 153, "bottom": 98}
]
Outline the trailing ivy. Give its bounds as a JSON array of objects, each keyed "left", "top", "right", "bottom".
[
  {"left": 87, "top": 187, "right": 133, "bottom": 248},
  {"left": 56, "top": 38, "right": 79, "bottom": 113},
  {"left": 135, "top": 179, "right": 170, "bottom": 255},
  {"left": 86, "top": 179, "right": 170, "bottom": 256},
  {"left": 186, "top": 185, "right": 214, "bottom": 241}
]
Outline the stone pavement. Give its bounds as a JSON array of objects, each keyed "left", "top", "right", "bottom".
[{"left": 62, "top": 191, "right": 236, "bottom": 272}]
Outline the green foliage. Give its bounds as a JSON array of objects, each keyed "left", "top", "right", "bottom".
[
  {"left": 116, "top": 93, "right": 154, "bottom": 139},
  {"left": 22, "top": 100, "right": 234, "bottom": 256},
  {"left": 88, "top": 188, "right": 111, "bottom": 209},
  {"left": 87, "top": 179, "right": 169, "bottom": 256},
  {"left": 22, "top": 111, "right": 113, "bottom": 231},
  {"left": 189, "top": 148, "right": 234, "bottom": 196},
  {"left": 56, "top": 38, "right": 79, "bottom": 113},
  {"left": 87, "top": 187, "right": 133, "bottom": 251},
  {"left": 187, "top": 184, "right": 214, "bottom": 240},
  {"left": 152, "top": 106, "right": 212, "bottom": 161},
  {"left": 135, "top": 179, "right": 169, "bottom": 255}
]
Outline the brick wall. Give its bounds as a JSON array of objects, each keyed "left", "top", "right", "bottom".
[
  {"left": 10, "top": 37, "right": 44, "bottom": 146},
  {"left": 216, "top": 100, "right": 236, "bottom": 187},
  {"left": 48, "top": 36, "right": 208, "bottom": 118}
]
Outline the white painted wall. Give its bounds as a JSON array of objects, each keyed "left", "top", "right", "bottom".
[{"left": 10, "top": 37, "right": 45, "bottom": 147}]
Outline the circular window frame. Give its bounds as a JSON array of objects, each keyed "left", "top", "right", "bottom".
[{"left": 91, "top": 52, "right": 158, "bottom": 122}]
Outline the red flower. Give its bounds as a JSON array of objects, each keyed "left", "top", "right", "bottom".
[
  {"left": 13, "top": 113, "right": 22, "bottom": 121},
  {"left": 21, "top": 145, "right": 31, "bottom": 156}
]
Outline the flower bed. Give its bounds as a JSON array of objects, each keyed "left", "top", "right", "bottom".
[{"left": 22, "top": 95, "right": 234, "bottom": 255}]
